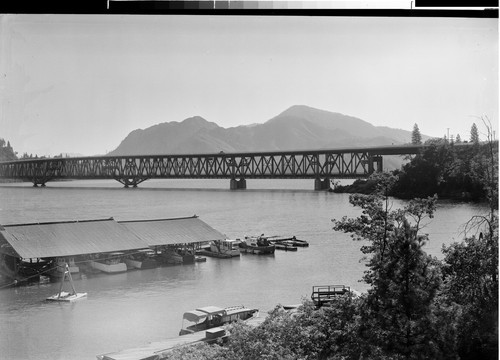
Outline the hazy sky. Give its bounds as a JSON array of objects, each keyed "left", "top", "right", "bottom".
[{"left": 1, "top": 14, "right": 498, "bottom": 156}]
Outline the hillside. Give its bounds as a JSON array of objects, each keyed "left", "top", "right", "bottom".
[{"left": 109, "top": 105, "right": 422, "bottom": 169}]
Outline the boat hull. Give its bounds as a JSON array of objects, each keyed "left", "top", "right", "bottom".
[
  {"left": 124, "top": 258, "right": 157, "bottom": 270},
  {"left": 90, "top": 261, "right": 127, "bottom": 273},
  {"left": 180, "top": 306, "right": 259, "bottom": 336},
  {"left": 240, "top": 236, "right": 276, "bottom": 254},
  {"left": 239, "top": 245, "right": 275, "bottom": 255}
]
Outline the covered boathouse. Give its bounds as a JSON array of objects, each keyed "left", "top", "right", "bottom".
[
  {"left": 0, "top": 216, "right": 226, "bottom": 284},
  {"left": 119, "top": 216, "right": 226, "bottom": 264}
]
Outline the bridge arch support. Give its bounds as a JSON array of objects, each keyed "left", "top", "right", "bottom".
[{"left": 115, "top": 177, "right": 148, "bottom": 188}]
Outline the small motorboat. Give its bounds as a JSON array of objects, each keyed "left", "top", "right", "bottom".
[
  {"left": 179, "top": 305, "right": 259, "bottom": 335},
  {"left": 239, "top": 235, "right": 275, "bottom": 255},
  {"left": 197, "top": 239, "right": 241, "bottom": 258},
  {"left": 161, "top": 248, "right": 184, "bottom": 265},
  {"left": 124, "top": 249, "right": 158, "bottom": 270},
  {"left": 89, "top": 252, "right": 128, "bottom": 273}
]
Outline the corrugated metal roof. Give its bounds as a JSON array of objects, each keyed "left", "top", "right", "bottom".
[
  {"left": 119, "top": 216, "right": 225, "bottom": 246},
  {"left": 0, "top": 219, "right": 148, "bottom": 259}
]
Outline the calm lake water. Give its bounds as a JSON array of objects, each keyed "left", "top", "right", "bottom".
[{"left": 0, "top": 179, "right": 489, "bottom": 360}]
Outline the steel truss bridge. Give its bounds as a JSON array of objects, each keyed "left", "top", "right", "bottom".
[{"left": 0, "top": 145, "right": 427, "bottom": 190}]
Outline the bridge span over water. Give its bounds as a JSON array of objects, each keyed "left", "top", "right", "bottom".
[{"left": 0, "top": 145, "right": 428, "bottom": 190}]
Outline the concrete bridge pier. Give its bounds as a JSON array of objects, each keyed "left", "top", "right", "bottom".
[
  {"left": 230, "top": 178, "right": 246, "bottom": 190},
  {"left": 368, "top": 155, "right": 383, "bottom": 173},
  {"left": 314, "top": 178, "right": 331, "bottom": 191}
]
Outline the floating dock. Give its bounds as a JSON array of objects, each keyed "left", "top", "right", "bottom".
[
  {"left": 46, "top": 291, "right": 87, "bottom": 302},
  {"left": 265, "top": 235, "right": 309, "bottom": 247},
  {"left": 311, "top": 285, "right": 351, "bottom": 307},
  {"left": 97, "top": 316, "right": 266, "bottom": 360},
  {"left": 274, "top": 243, "right": 298, "bottom": 251},
  {"left": 46, "top": 263, "right": 87, "bottom": 302}
]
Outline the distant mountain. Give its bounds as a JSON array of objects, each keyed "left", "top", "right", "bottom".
[{"left": 108, "top": 105, "right": 425, "bottom": 169}]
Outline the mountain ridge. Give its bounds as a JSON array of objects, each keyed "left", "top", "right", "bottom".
[{"left": 109, "top": 106, "right": 422, "bottom": 170}]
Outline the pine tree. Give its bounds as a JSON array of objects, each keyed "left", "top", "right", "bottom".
[
  {"left": 412, "top": 123, "right": 422, "bottom": 145},
  {"left": 456, "top": 134, "right": 461, "bottom": 143},
  {"left": 471, "top": 123, "right": 480, "bottom": 144},
  {"left": 0, "top": 138, "right": 17, "bottom": 161},
  {"left": 333, "top": 173, "right": 444, "bottom": 358}
]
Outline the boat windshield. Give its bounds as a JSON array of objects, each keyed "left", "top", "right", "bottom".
[{"left": 182, "top": 310, "right": 209, "bottom": 323}]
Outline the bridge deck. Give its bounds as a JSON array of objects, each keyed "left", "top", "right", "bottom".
[{"left": 0, "top": 144, "right": 470, "bottom": 188}]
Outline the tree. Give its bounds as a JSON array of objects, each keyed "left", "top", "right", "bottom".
[
  {"left": 440, "top": 117, "right": 498, "bottom": 360},
  {"left": 470, "top": 123, "right": 480, "bottom": 144},
  {"left": 441, "top": 233, "right": 498, "bottom": 360},
  {"left": 392, "top": 139, "right": 454, "bottom": 199},
  {"left": 455, "top": 134, "right": 462, "bottom": 143},
  {"left": 411, "top": 123, "right": 422, "bottom": 145},
  {"left": 332, "top": 173, "right": 446, "bottom": 359},
  {"left": 0, "top": 138, "right": 17, "bottom": 161}
]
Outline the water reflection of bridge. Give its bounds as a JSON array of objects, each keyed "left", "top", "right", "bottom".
[{"left": 0, "top": 145, "right": 431, "bottom": 190}]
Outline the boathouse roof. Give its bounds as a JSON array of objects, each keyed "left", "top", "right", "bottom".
[
  {"left": 119, "top": 216, "right": 225, "bottom": 247},
  {"left": 0, "top": 218, "right": 149, "bottom": 259}
]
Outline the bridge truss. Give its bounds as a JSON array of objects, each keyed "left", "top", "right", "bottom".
[{"left": 0, "top": 146, "right": 421, "bottom": 189}]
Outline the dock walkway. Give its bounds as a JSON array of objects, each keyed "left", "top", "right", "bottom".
[{"left": 97, "top": 316, "right": 266, "bottom": 360}]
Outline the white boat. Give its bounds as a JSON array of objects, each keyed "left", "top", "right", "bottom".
[
  {"left": 124, "top": 249, "right": 158, "bottom": 270},
  {"left": 90, "top": 252, "right": 127, "bottom": 273},
  {"left": 198, "top": 239, "right": 240, "bottom": 258},
  {"left": 179, "top": 305, "right": 259, "bottom": 335}
]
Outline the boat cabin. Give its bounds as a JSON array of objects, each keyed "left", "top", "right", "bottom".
[
  {"left": 179, "top": 305, "right": 258, "bottom": 335},
  {"left": 243, "top": 236, "right": 272, "bottom": 247},
  {"left": 209, "top": 239, "right": 240, "bottom": 256}
]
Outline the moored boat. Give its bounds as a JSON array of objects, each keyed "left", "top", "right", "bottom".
[
  {"left": 176, "top": 247, "right": 196, "bottom": 264},
  {"left": 0, "top": 252, "right": 54, "bottom": 283},
  {"left": 124, "top": 249, "right": 158, "bottom": 270},
  {"left": 161, "top": 248, "right": 184, "bottom": 265},
  {"left": 179, "top": 305, "right": 259, "bottom": 335},
  {"left": 239, "top": 235, "right": 275, "bottom": 255},
  {"left": 197, "top": 239, "right": 240, "bottom": 258},
  {"left": 89, "top": 252, "right": 128, "bottom": 273}
]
